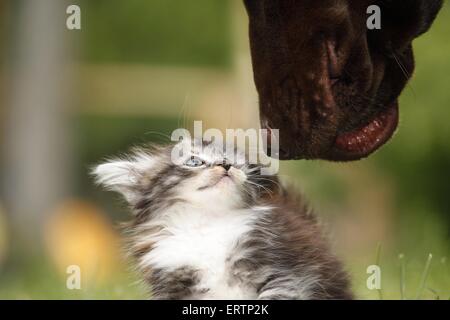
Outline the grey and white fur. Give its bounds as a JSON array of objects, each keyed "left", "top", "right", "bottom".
[{"left": 93, "top": 139, "right": 352, "bottom": 299}]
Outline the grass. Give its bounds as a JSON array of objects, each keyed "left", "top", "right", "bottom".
[
  {"left": 375, "top": 243, "right": 383, "bottom": 300},
  {"left": 399, "top": 254, "right": 406, "bottom": 300},
  {"left": 359, "top": 246, "right": 448, "bottom": 300},
  {"left": 0, "top": 253, "right": 147, "bottom": 300},
  {"left": 0, "top": 249, "right": 447, "bottom": 299}
]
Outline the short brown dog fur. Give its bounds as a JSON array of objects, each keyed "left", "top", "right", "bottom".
[{"left": 244, "top": 0, "right": 443, "bottom": 160}]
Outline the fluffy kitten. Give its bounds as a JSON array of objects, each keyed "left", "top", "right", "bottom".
[{"left": 93, "top": 139, "right": 352, "bottom": 299}]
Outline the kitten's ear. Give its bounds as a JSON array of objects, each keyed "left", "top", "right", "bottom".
[{"left": 92, "top": 159, "right": 143, "bottom": 203}]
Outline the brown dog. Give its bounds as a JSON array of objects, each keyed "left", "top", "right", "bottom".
[{"left": 244, "top": 0, "right": 443, "bottom": 161}]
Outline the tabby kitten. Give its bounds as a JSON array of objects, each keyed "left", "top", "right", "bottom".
[{"left": 93, "top": 139, "right": 352, "bottom": 299}]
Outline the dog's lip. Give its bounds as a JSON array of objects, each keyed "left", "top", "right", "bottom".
[
  {"left": 330, "top": 101, "right": 399, "bottom": 161},
  {"left": 263, "top": 100, "right": 399, "bottom": 161}
]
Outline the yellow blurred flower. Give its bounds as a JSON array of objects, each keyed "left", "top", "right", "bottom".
[{"left": 45, "top": 199, "right": 121, "bottom": 286}]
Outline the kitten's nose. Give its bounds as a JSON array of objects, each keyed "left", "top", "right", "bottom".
[{"left": 221, "top": 163, "right": 232, "bottom": 171}]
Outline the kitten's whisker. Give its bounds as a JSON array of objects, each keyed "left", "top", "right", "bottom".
[
  {"left": 245, "top": 179, "right": 274, "bottom": 196},
  {"left": 251, "top": 177, "right": 283, "bottom": 189},
  {"left": 177, "top": 94, "right": 189, "bottom": 129},
  {"left": 244, "top": 167, "right": 261, "bottom": 174},
  {"left": 144, "top": 131, "right": 172, "bottom": 142}
]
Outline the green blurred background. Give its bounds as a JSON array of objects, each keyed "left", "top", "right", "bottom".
[{"left": 0, "top": 0, "right": 448, "bottom": 299}]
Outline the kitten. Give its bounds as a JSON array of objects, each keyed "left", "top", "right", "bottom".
[{"left": 93, "top": 139, "right": 352, "bottom": 299}]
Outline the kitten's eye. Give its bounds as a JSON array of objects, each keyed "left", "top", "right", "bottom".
[{"left": 184, "top": 156, "right": 205, "bottom": 168}]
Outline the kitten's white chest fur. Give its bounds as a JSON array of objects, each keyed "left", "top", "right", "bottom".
[{"left": 140, "top": 203, "right": 260, "bottom": 299}]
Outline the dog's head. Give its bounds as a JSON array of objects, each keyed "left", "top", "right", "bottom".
[{"left": 244, "top": 0, "right": 443, "bottom": 160}]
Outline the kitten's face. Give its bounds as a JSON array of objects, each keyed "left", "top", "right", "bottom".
[
  {"left": 169, "top": 139, "right": 251, "bottom": 207},
  {"left": 93, "top": 140, "right": 276, "bottom": 217}
]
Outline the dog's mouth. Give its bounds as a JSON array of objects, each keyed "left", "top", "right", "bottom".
[
  {"left": 256, "top": 30, "right": 410, "bottom": 162},
  {"left": 330, "top": 101, "right": 399, "bottom": 161},
  {"left": 263, "top": 36, "right": 402, "bottom": 162}
]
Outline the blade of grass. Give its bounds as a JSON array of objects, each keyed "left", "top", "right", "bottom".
[
  {"left": 415, "top": 253, "right": 433, "bottom": 300},
  {"left": 399, "top": 253, "right": 406, "bottom": 300},
  {"left": 427, "top": 287, "right": 440, "bottom": 300},
  {"left": 375, "top": 242, "right": 383, "bottom": 300}
]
